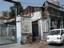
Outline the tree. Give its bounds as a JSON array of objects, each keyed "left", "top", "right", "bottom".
[
  {"left": 9, "top": 2, "right": 23, "bottom": 18},
  {"left": 15, "top": 2, "right": 23, "bottom": 15},
  {"left": 9, "top": 6, "right": 16, "bottom": 18},
  {"left": 3, "top": 11, "right": 8, "bottom": 17}
]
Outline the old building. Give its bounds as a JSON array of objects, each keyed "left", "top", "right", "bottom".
[
  {"left": 0, "top": 2, "right": 23, "bottom": 44},
  {"left": 43, "top": 1, "right": 64, "bottom": 31},
  {"left": 42, "top": 1, "right": 64, "bottom": 40},
  {"left": 0, "top": 11, "right": 16, "bottom": 45},
  {"left": 22, "top": 1, "right": 64, "bottom": 42},
  {"left": 0, "top": 0, "right": 64, "bottom": 44},
  {"left": 47, "top": 0, "right": 59, "bottom": 5},
  {"left": 21, "top": 6, "right": 43, "bottom": 42}
]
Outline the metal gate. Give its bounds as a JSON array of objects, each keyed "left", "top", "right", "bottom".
[{"left": 0, "top": 22, "right": 16, "bottom": 45}]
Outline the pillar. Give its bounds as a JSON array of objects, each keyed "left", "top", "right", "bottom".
[
  {"left": 38, "top": 19, "right": 43, "bottom": 40},
  {"left": 60, "top": 17, "right": 63, "bottom": 28},
  {"left": 6, "top": 26, "right": 9, "bottom": 37},
  {"left": 16, "top": 15, "right": 22, "bottom": 44},
  {"left": 48, "top": 16, "right": 51, "bottom": 32}
]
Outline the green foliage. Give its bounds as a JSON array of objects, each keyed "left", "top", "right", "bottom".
[{"left": 9, "top": 3, "right": 23, "bottom": 18}]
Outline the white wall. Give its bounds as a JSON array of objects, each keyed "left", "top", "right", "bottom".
[
  {"left": 38, "top": 19, "right": 48, "bottom": 40},
  {"left": 21, "top": 17, "right": 32, "bottom": 33},
  {"left": 38, "top": 19, "right": 43, "bottom": 40},
  {"left": 16, "top": 16, "right": 22, "bottom": 44},
  {"left": 42, "top": 19, "right": 48, "bottom": 32},
  {"left": 31, "top": 11, "right": 42, "bottom": 21},
  {"left": 31, "top": 11, "right": 48, "bottom": 32}
]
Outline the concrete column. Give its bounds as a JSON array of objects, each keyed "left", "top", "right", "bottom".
[
  {"left": 6, "top": 26, "right": 9, "bottom": 37},
  {"left": 38, "top": 19, "right": 43, "bottom": 40},
  {"left": 16, "top": 15, "right": 22, "bottom": 44},
  {"left": 48, "top": 16, "right": 51, "bottom": 32},
  {"left": 60, "top": 17, "right": 63, "bottom": 28}
]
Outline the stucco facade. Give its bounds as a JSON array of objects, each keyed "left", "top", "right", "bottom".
[{"left": 22, "top": 1, "right": 64, "bottom": 41}]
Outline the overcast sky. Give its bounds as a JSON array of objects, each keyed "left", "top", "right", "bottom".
[{"left": 0, "top": 0, "right": 64, "bottom": 12}]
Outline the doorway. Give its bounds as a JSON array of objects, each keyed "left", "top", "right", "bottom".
[{"left": 32, "top": 21, "right": 39, "bottom": 42}]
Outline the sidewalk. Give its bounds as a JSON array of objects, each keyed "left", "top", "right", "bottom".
[
  {"left": 0, "top": 41, "right": 48, "bottom": 48},
  {"left": 0, "top": 37, "right": 15, "bottom": 45}
]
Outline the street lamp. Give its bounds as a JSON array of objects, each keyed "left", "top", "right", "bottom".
[{"left": 4, "top": 0, "right": 22, "bottom": 44}]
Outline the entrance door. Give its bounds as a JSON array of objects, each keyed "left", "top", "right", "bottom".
[{"left": 32, "top": 21, "right": 39, "bottom": 41}]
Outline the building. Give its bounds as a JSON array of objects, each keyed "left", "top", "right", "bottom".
[
  {"left": 47, "top": 0, "right": 59, "bottom": 5},
  {"left": 0, "top": 0, "right": 64, "bottom": 44},
  {"left": 42, "top": 1, "right": 64, "bottom": 39},
  {"left": 21, "top": 6, "right": 43, "bottom": 42},
  {"left": 43, "top": 1, "right": 64, "bottom": 30},
  {"left": 21, "top": 1, "right": 64, "bottom": 42},
  {"left": 0, "top": 11, "right": 16, "bottom": 45},
  {"left": 0, "top": 2, "right": 23, "bottom": 44}
]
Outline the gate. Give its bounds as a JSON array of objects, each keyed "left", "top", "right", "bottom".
[{"left": 0, "top": 21, "right": 16, "bottom": 45}]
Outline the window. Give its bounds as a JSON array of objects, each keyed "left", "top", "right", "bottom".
[
  {"left": 61, "top": 30, "right": 64, "bottom": 35},
  {"left": 49, "top": 30, "right": 60, "bottom": 35}
]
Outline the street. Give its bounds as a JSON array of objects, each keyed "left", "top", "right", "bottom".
[
  {"left": 48, "top": 44, "right": 64, "bottom": 48},
  {"left": 0, "top": 40, "right": 64, "bottom": 48},
  {"left": 0, "top": 41, "right": 47, "bottom": 48},
  {"left": 0, "top": 37, "right": 15, "bottom": 45}
]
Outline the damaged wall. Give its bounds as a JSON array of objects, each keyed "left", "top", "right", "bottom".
[
  {"left": 21, "top": 17, "right": 32, "bottom": 34},
  {"left": 31, "top": 11, "right": 42, "bottom": 21}
]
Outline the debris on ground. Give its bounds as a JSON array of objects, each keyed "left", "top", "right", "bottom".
[{"left": 20, "top": 40, "right": 48, "bottom": 48}]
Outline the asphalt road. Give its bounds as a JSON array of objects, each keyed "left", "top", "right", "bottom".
[{"left": 48, "top": 44, "right": 64, "bottom": 48}]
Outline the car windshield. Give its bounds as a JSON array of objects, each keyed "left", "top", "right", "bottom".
[{"left": 49, "top": 30, "right": 60, "bottom": 35}]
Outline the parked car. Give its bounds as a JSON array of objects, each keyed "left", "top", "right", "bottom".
[{"left": 47, "top": 29, "right": 64, "bottom": 44}]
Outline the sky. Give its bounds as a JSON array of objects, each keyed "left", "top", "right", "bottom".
[{"left": 0, "top": 0, "right": 64, "bottom": 12}]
